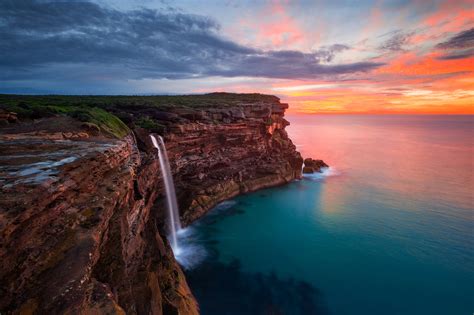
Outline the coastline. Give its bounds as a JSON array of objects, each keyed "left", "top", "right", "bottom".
[{"left": 0, "top": 93, "right": 304, "bottom": 314}]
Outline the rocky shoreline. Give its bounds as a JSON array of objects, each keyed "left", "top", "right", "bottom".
[{"left": 0, "top": 93, "right": 305, "bottom": 314}]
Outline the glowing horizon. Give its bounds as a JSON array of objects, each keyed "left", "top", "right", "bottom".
[
  {"left": 201, "top": 1, "right": 474, "bottom": 115},
  {"left": 1, "top": 0, "right": 473, "bottom": 114}
]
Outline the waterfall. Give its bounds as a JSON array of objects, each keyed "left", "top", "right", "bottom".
[{"left": 150, "top": 135, "right": 181, "bottom": 252}]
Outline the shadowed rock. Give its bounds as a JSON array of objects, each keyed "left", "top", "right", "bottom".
[
  {"left": 303, "top": 158, "right": 328, "bottom": 173},
  {"left": 0, "top": 93, "right": 304, "bottom": 314}
]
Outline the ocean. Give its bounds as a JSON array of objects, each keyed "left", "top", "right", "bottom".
[{"left": 178, "top": 115, "right": 473, "bottom": 315}]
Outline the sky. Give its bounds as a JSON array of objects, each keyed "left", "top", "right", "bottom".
[{"left": 0, "top": 0, "right": 473, "bottom": 114}]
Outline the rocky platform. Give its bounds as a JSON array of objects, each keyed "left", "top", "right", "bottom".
[{"left": 0, "top": 93, "right": 304, "bottom": 314}]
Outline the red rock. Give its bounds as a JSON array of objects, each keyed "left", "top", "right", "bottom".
[
  {"left": 0, "top": 94, "right": 303, "bottom": 314},
  {"left": 303, "top": 158, "right": 329, "bottom": 173},
  {"left": 0, "top": 109, "right": 18, "bottom": 124}
]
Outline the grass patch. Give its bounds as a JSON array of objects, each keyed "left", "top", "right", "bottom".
[
  {"left": 82, "top": 107, "right": 129, "bottom": 138},
  {"left": 135, "top": 116, "right": 166, "bottom": 133},
  {"left": 0, "top": 99, "right": 129, "bottom": 138}
]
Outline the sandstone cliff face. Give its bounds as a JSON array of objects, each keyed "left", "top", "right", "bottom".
[
  {"left": 144, "top": 98, "right": 303, "bottom": 224},
  {"left": 0, "top": 130, "right": 197, "bottom": 314},
  {"left": 0, "top": 94, "right": 302, "bottom": 314}
]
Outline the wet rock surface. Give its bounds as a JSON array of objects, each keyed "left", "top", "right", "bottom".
[
  {"left": 0, "top": 94, "right": 304, "bottom": 314},
  {"left": 303, "top": 158, "right": 329, "bottom": 174}
]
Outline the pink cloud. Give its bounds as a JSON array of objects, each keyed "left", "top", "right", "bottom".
[{"left": 235, "top": 2, "right": 305, "bottom": 49}]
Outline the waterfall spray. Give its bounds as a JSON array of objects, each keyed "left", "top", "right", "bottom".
[{"left": 150, "top": 135, "right": 181, "bottom": 252}]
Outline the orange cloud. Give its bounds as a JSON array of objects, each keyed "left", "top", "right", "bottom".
[
  {"left": 193, "top": 0, "right": 474, "bottom": 115},
  {"left": 423, "top": 1, "right": 474, "bottom": 33},
  {"left": 376, "top": 51, "right": 474, "bottom": 77}
]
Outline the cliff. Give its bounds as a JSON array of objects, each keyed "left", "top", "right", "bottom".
[{"left": 0, "top": 93, "right": 303, "bottom": 314}]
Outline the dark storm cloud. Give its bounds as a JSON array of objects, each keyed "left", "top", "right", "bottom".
[
  {"left": 378, "top": 31, "right": 413, "bottom": 52},
  {"left": 435, "top": 28, "right": 474, "bottom": 60},
  {"left": 0, "top": 0, "right": 382, "bottom": 85},
  {"left": 214, "top": 51, "right": 380, "bottom": 78}
]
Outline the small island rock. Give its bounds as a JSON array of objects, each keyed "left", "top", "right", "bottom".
[{"left": 303, "top": 158, "right": 328, "bottom": 173}]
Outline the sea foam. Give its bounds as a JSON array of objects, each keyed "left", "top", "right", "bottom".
[
  {"left": 175, "top": 200, "right": 238, "bottom": 269},
  {"left": 175, "top": 226, "right": 207, "bottom": 269},
  {"left": 302, "top": 166, "right": 339, "bottom": 180}
]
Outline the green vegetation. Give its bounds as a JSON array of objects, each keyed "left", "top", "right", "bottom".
[
  {"left": 77, "top": 107, "right": 129, "bottom": 138},
  {"left": 0, "top": 93, "right": 278, "bottom": 111},
  {"left": 0, "top": 97, "right": 129, "bottom": 138},
  {"left": 135, "top": 116, "right": 166, "bottom": 133},
  {"left": 0, "top": 93, "right": 279, "bottom": 138}
]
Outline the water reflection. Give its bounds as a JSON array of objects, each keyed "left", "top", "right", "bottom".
[
  {"left": 287, "top": 114, "right": 473, "bottom": 216},
  {"left": 183, "top": 115, "right": 474, "bottom": 315}
]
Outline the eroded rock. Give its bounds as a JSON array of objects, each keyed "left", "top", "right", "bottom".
[
  {"left": 303, "top": 158, "right": 329, "bottom": 173},
  {"left": 0, "top": 94, "right": 304, "bottom": 314}
]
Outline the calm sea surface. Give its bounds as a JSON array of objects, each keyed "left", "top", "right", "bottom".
[{"left": 179, "top": 115, "right": 473, "bottom": 315}]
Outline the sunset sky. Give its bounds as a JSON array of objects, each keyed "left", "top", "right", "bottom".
[{"left": 1, "top": 0, "right": 473, "bottom": 114}]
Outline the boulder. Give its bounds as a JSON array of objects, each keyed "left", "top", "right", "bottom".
[{"left": 303, "top": 158, "right": 328, "bottom": 173}]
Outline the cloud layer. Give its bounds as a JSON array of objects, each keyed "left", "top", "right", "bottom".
[
  {"left": 0, "top": 0, "right": 382, "bottom": 87},
  {"left": 378, "top": 31, "right": 414, "bottom": 52},
  {"left": 436, "top": 28, "right": 474, "bottom": 60}
]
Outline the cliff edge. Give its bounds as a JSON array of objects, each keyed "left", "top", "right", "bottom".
[{"left": 0, "top": 93, "right": 303, "bottom": 314}]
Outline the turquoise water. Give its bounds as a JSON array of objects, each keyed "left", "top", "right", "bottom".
[{"left": 180, "top": 115, "right": 473, "bottom": 315}]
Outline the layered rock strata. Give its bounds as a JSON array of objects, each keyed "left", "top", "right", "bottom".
[
  {"left": 0, "top": 94, "right": 303, "bottom": 314},
  {"left": 140, "top": 98, "right": 303, "bottom": 224}
]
